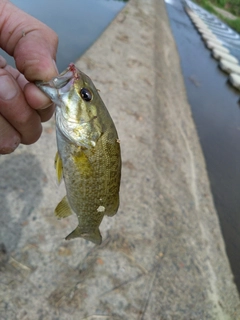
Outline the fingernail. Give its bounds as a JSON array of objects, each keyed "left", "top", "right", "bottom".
[
  {"left": 0, "top": 75, "right": 18, "bottom": 100},
  {"left": 0, "top": 56, "right": 7, "bottom": 68},
  {"left": 52, "top": 59, "right": 59, "bottom": 74},
  {"left": 34, "top": 87, "right": 52, "bottom": 109},
  {"left": 0, "top": 135, "right": 20, "bottom": 154}
]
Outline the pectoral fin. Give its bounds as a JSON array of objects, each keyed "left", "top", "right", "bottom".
[
  {"left": 65, "top": 226, "right": 102, "bottom": 245},
  {"left": 55, "top": 196, "right": 73, "bottom": 219},
  {"left": 54, "top": 151, "right": 63, "bottom": 185}
]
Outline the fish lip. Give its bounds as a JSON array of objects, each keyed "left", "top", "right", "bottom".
[
  {"left": 35, "top": 64, "right": 80, "bottom": 101},
  {"left": 35, "top": 69, "right": 74, "bottom": 90},
  {"left": 52, "top": 69, "right": 76, "bottom": 89},
  {"left": 51, "top": 63, "right": 81, "bottom": 89}
]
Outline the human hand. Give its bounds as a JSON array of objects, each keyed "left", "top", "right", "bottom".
[{"left": 0, "top": 0, "right": 58, "bottom": 154}]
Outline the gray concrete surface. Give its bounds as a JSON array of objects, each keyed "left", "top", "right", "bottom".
[{"left": 0, "top": 0, "right": 240, "bottom": 319}]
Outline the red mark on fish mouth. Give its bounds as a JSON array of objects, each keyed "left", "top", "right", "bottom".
[{"left": 68, "top": 63, "right": 80, "bottom": 80}]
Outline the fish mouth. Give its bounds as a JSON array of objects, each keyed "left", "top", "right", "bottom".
[{"left": 35, "top": 63, "right": 80, "bottom": 102}]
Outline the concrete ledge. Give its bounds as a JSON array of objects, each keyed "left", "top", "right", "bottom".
[
  {"left": 0, "top": 0, "right": 239, "bottom": 319},
  {"left": 198, "top": 27, "right": 214, "bottom": 36},
  {"left": 229, "top": 73, "right": 240, "bottom": 90},
  {"left": 205, "top": 40, "right": 229, "bottom": 53},
  {"left": 202, "top": 32, "right": 221, "bottom": 42},
  {"left": 185, "top": 2, "right": 240, "bottom": 94},
  {"left": 204, "top": 36, "right": 223, "bottom": 46},
  {"left": 219, "top": 58, "right": 240, "bottom": 74},
  {"left": 212, "top": 48, "right": 239, "bottom": 64}
]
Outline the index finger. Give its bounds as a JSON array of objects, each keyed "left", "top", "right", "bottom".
[{"left": 0, "top": 0, "right": 58, "bottom": 82}]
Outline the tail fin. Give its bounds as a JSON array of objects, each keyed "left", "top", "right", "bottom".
[{"left": 65, "top": 226, "right": 102, "bottom": 245}]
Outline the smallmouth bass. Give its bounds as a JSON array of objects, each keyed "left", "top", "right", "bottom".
[{"left": 36, "top": 63, "right": 121, "bottom": 245}]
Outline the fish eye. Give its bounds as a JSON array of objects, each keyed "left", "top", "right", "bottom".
[{"left": 80, "top": 88, "right": 92, "bottom": 102}]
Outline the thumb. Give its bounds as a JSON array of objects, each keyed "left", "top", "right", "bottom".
[{"left": 0, "top": 0, "right": 58, "bottom": 81}]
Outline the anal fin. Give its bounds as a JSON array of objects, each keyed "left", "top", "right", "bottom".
[
  {"left": 55, "top": 196, "right": 73, "bottom": 219},
  {"left": 65, "top": 226, "right": 102, "bottom": 245}
]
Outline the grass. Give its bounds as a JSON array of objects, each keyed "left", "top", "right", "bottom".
[
  {"left": 213, "top": 0, "right": 226, "bottom": 7},
  {"left": 194, "top": 0, "right": 240, "bottom": 33},
  {"left": 224, "top": 16, "right": 240, "bottom": 30},
  {"left": 197, "top": 0, "right": 217, "bottom": 13}
]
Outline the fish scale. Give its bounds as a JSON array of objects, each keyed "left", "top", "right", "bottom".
[{"left": 36, "top": 63, "right": 121, "bottom": 245}]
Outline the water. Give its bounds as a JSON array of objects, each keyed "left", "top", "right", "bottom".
[
  {"left": 0, "top": 0, "right": 127, "bottom": 72},
  {"left": 166, "top": 0, "right": 240, "bottom": 290},
  {"left": 185, "top": 0, "right": 240, "bottom": 61}
]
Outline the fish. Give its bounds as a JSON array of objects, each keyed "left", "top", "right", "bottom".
[{"left": 36, "top": 63, "right": 121, "bottom": 245}]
